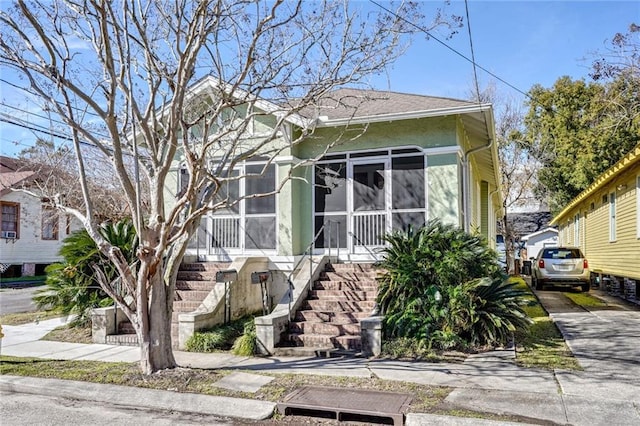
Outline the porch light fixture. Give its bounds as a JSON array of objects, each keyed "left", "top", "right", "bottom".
[{"left": 616, "top": 183, "right": 627, "bottom": 191}]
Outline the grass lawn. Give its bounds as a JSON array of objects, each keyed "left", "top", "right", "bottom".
[
  {"left": 512, "top": 277, "right": 581, "bottom": 370},
  {"left": 0, "top": 275, "right": 46, "bottom": 285},
  {"left": 563, "top": 291, "right": 608, "bottom": 308},
  {"left": 0, "top": 310, "right": 64, "bottom": 326}
]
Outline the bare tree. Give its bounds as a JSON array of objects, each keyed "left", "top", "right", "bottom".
[
  {"left": 14, "top": 139, "right": 135, "bottom": 222},
  {"left": 468, "top": 81, "right": 540, "bottom": 271},
  {"left": 0, "top": 0, "right": 459, "bottom": 373}
]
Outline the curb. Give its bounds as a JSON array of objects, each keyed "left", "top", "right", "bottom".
[{"left": 0, "top": 375, "right": 276, "bottom": 421}]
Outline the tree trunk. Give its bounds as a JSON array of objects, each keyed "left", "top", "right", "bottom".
[{"left": 137, "top": 266, "right": 176, "bottom": 374}]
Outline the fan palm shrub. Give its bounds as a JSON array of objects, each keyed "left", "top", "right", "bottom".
[
  {"left": 34, "top": 220, "right": 138, "bottom": 325},
  {"left": 377, "top": 219, "right": 530, "bottom": 351}
]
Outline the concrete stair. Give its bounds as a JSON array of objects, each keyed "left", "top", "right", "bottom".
[
  {"left": 278, "top": 262, "right": 379, "bottom": 355},
  {"left": 109, "top": 261, "right": 230, "bottom": 348}
]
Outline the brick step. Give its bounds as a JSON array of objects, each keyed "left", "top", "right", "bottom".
[
  {"left": 106, "top": 334, "right": 138, "bottom": 346},
  {"left": 179, "top": 262, "right": 230, "bottom": 272},
  {"left": 309, "top": 290, "right": 377, "bottom": 300},
  {"left": 312, "top": 281, "right": 378, "bottom": 291},
  {"left": 173, "top": 300, "right": 203, "bottom": 312},
  {"left": 326, "top": 263, "right": 377, "bottom": 272},
  {"left": 294, "top": 310, "right": 370, "bottom": 323},
  {"left": 175, "top": 290, "right": 211, "bottom": 301},
  {"left": 319, "top": 271, "right": 379, "bottom": 281},
  {"left": 289, "top": 321, "right": 360, "bottom": 336},
  {"left": 176, "top": 280, "right": 217, "bottom": 291},
  {"left": 302, "top": 300, "right": 376, "bottom": 312},
  {"left": 176, "top": 271, "right": 218, "bottom": 281},
  {"left": 284, "top": 333, "right": 361, "bottom": 351}
]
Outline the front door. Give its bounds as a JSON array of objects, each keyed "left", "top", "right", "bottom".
[{"left": 350, "top": 160, "right": 390, "bottom": 252}]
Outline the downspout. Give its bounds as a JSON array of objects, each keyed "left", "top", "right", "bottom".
[{"left": 462, "top": 136, "right": 494, "bottom": 233}]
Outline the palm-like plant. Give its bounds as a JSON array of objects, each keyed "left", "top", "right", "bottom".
[
  {"left": 377, "top": 219, "right": 529, "bottom": 350},
  {"left": 34, "top": 220, "right": 137, "bottom": 325}
]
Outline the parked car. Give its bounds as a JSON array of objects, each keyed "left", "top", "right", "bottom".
[{"left": 531, "top": 246, "right": 590, "bottom": 292}]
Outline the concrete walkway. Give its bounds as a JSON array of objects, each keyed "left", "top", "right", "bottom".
[{"left": 2, "top": 295, "right": 640, "bottom": 425}]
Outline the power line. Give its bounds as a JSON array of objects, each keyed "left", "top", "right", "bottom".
[
  {"left": 369, "top": 0, "right": 530, "bottom": 99},
  {"left": 464, "top": 0, "right": 482, "bottom": 103}
]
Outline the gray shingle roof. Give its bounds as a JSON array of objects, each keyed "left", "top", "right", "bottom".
[{"left": 297, "top": 88, "right": 476, "bottom": 121}]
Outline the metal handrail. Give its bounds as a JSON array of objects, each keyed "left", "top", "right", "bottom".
[
  {"left": 285, "top": 220, "right": 338, "bottom": 321},
  {"left": 348, "top": 230, "right": 382, "bottom": 262}
]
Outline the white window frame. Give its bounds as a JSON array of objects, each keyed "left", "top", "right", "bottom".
[
  {"left": 609, "top": 191, "right": 616, "bottom": 242},
  {"left": 574, "top": 213, "right": 580, "bottom": 246}
]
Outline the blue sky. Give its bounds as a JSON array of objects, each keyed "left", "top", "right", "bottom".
[
  {"left": 1, "top": 0, "right": 638, "bottom": 157},
  {"left": 370, "top": 0, "right": 639, "bottom": 99}
]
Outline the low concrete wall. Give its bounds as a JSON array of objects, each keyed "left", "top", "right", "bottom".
[
  {"left": 177, "top": 257, "right": 270, "bottom": 349},
  {"left": 254, "top": 256, "right": 329, "bottom": 355},
  {"left": 91, "top": 306, "right": 129, "bottom": 344},
  {"left": 360, "top": 316, "right": 383, "bottom": 357}
]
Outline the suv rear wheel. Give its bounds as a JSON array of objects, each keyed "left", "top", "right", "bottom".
[
  {"left": 581, "top": 283, "right": 590, "bottom": 292},
  {"left": 533, "top": 276, "right": 543, "bottom": 290}
]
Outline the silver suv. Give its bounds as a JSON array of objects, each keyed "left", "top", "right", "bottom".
[{"left": 531, "top": 246, "right": 590, "bottom": 292}]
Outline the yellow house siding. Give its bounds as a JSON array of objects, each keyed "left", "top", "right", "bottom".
[{"left": 556, "top": 167, "right": 640, "bottom": 281}]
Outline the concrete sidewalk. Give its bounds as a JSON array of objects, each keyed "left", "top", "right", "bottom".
[{"left": 2, "top": 316, "right": 640, "bottom": 425}]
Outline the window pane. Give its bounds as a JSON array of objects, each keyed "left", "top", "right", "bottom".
[
  {"left": 353, "top": 163, "right": 385, "bottom": 211},
  {"left": 314, "top": 215, "right": 347, "bottom": 249},
  {"left": 212, "top": 170, "right": 240, "bottom": 215},
  {"left": 42, "top": 207, "right": 58, "bottom": 240},
  {"left": 314, "top": 163, "right": 346, "bottom": 213},
  {"left": 245, "top": 217, "right": 276, "bottom": 249},
  {"left": 392, "top": 156, "right": 424, "bottom": 209},
  {"left": 392, "top": 212, "right": 425, "bottom": 232},
  {"left": 2, "top": 204, "right": 18, "bottom": 232},
  {"left": 246, "top": 164, "right": 275, "bottom": 214}
]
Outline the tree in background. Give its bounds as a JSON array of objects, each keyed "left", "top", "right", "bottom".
[
  {"left": 523, "top": 24, "right": 640, "bottom": 213},
  {"left": 0, "top": 0, "right": 461, "bottom": 373},
  {"left": 468, "top": 82, "right": 539, "bottom": 272},
  {"left": 17, "top": 140, "right": 134, "bottom": 222}
]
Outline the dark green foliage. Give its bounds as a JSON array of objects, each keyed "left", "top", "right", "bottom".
[
  {"left": 523, "top": 75, "right": 640, "bottom": 213},
  {"left": 377, "top": 220, "right": 530, "bottom": 350},
  {"left": 33, "top": 220, "right": 137, "bottom": 326},
  {"left": 185, "top": 315, "right": 256, "bottom": 353}
]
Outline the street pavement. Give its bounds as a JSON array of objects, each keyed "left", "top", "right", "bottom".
[{"left": 2, "top": 288, "right": 640, "bottom": 425}]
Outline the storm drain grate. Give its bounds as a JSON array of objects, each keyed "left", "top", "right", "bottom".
[{"left": 277, "top": 386, "right": 413, "bottom": 425}]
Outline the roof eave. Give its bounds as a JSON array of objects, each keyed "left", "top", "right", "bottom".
[
  {"left": 316, "top": 103, "right": 492, "bottom": 127},
  {"left": 551, "top": 143, "right": 640, "bottom": 225}
]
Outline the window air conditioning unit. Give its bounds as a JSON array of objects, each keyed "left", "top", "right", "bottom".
[{"left": 1, "top": 231, "right": 17, "bottom": 239}]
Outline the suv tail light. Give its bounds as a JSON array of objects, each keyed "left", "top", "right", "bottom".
[
  {"left": 583, "top": 259, "right": 589, "bottom": 269},
  {"left": 538, "top": 259, "right": 545, "bottom": 269}
]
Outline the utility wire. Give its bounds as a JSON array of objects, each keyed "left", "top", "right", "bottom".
[
  {"left": 465, "top": 0, "right": 482, "bottom": 104},
  {"left": 369, "top": 0, "right": 530, "bottom": 99}
]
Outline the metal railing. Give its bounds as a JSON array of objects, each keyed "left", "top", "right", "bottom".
[
  {"left": 285, "top": 220, "right": 339, "bottom": 321},
  {"left": 348, "top": 230, "right": 382, "bottom": 262}
]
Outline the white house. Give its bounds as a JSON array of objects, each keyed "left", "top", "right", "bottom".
[
  {"left": 0, "top": 156, "right": 81, "bottom": 277},
  {"left": 521, "top": 227, "right": 559, "bottom": 260}
]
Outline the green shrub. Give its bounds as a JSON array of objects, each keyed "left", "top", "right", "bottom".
[
  {"left": 232, "top": 320, "right": 257, "bottom": 356},
  {"left": 33, "top": 220, "right": 137, "bottom": 326},
  {"left": 185, "top": 315, "right": 256, "bottom": 353},
  {"left": 377, "top": 220, "right": 530, "bottom": 350}
]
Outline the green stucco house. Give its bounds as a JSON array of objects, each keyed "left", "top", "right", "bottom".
[
  {"left": 169, "top": 78, "right": 502, "bottom": 264},
  {"left": 154, "top": 77, "right": 504, "bottom": 353}
]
